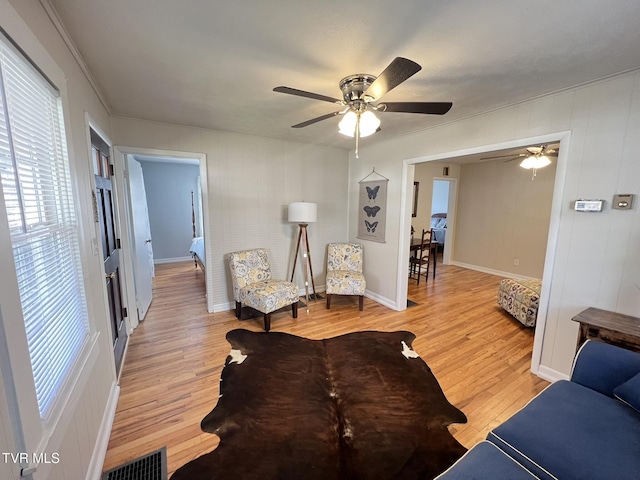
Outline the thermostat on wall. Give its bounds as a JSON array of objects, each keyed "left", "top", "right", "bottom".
[{"left": 574, "top": 200, "right": 604, "bottom": 212}]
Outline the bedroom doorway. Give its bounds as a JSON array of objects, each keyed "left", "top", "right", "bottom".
[
  {"left": 112, "top": 146, "right": 210, "bottom": 331},
  {"left": 430, "top": 178, "right": 455, "bottom": 265}
]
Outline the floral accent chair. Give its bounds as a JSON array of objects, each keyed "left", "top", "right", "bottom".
[
  {"left": 227, "top": 248, "right": 299, "bottom": 331},
  {"left": 325, "top": 243, "right": 366, "bottom": 311}
]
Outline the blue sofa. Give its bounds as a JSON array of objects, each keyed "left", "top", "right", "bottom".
[{"left": 437, "top": 340, "right": 640, "bottom": 479}]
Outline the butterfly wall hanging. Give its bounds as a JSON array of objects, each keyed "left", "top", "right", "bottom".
[{"left": 357, "top": 168, "right": 389, "bottom": 243}]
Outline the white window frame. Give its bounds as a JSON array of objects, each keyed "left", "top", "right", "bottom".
[{"left": 0, "top": 11, "right": 101, "bottom": 478}]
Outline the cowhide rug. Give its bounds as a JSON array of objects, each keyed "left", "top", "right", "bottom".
[{"left": 171, "top": 329, "right": 467, "bottom": 480}]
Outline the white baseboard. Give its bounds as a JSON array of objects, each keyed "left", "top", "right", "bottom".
[
  {"left": 533, "top": 364, "right": 569, "bottom": 383},
  {"left": 85, "top": 381, "right": 120, "bottom": 480},
  {"left": 154, "top": 256, "right": 193, "bottom": 265},
  {"left": 450, "top": 261, "right": 541, "bottom": 281},
  {"left": 213, "top": 301, "right": 234, "bottom": 313},
  {"left": 365, "top": 290, "right": 397, "bottom": 310}
]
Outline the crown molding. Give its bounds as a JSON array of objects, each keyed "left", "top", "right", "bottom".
[{"left": 39, "top": 0, "right": 112, "bottom": 115}]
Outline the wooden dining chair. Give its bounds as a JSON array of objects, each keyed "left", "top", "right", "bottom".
[{"left": 409, "top": 229, "right": 433, "bottom": 284}]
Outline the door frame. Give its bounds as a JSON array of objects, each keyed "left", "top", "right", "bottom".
[
  {"left": 84, "top": 114, "right": 128, "bottom": 377},
  {"left": 397, "top": 131, "right": 571, "bottom": 380},
  {"left": 112, "top": 146, "right": 210, "bottom": 329},
  {"left": 429, "top": 176, "right": 457, "bottom": 266}
]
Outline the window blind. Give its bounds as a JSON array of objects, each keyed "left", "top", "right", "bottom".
[{"left": 0, "top": 34, "right": 89, "bottom": 420}]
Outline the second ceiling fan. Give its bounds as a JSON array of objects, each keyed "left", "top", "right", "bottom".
[
  {"left": 481, "top": 144, "right": 558, "bottom": 179},
  {"left": 274, "top": 57, "right": 452, "bottom": 157}
]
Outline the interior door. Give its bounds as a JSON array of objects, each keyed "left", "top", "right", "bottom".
[
  {"left": 91, "top": 129, "right": 127, "bottom": 375},
  {"left": 127, "top": 156, "right": 154, "bottom": 321}
]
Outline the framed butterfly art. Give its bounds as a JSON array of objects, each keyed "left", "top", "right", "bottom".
[{"left": 357, "top": 174, "right": 388, "bottom": 243}]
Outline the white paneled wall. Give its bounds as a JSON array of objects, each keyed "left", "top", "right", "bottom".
[
  {"left": 111, "top": 118, "right": 350, "bottom": 311},
  {"left": 349, "top": 70, "right": 640, "bottom": 377}
]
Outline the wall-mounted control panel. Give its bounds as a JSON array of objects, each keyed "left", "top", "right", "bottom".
[
  {"left": 613, "top": 194, "right": 634, "bottom": 210},
  {"left": 574, "top": 199, "right": 604, "bottom": 212}
]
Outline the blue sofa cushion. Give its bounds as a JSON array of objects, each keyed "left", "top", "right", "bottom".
[
  {"left": 435, "top": 441, "right": 536, "bottom": 479},
  {"left": 571, "top": 340, "right": 640, "bottom": 396},
  {"left": 488, "top": 380, "right": 640, "bottom": 480},
  {"left": 614, "top": 371, "right": 640, "bottom": 413}
]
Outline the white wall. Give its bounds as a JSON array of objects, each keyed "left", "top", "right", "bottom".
[
  {"left": 110, "top": 117, "right": 351, "bottom": 311},
  {"left": 138, "top": 160, "right": 200, "bottom": 262},
  {"left": 412, "top": 162, "right": 460, "bottom": 234},
  {"left": 1, "top": 0, "right": 118, "bottom": 479},
  {"left": 431, "top": 180, "right": 449, "bottom": 215},
  {"left": 349, "top": 71, "right": 640, "bottom": 377},
  {"left": 454, "top": 157, "right": 557, "bottom": 278}
]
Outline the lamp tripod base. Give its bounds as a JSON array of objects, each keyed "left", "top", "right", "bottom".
[{"left": 290, "top": 224, "right": 321, "bottom": 311}]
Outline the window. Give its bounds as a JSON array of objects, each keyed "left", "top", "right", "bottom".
[{"left": 0, "top": 33, "right": 89, "bottom": 420}]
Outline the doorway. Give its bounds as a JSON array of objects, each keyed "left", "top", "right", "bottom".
[
  {"left": 112, "top": 147, "right": 211, "bottom": 324},
  {"left": 430, "top": 178, "right": 455, "bottom": 265},
  {"left": 398, "top": 132, "right": 570, "bottom": 378}
]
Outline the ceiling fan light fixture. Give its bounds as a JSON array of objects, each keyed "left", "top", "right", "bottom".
[
  {"left": 520, "top": 154, "right": 551, "bottom": 170},
  {"left": 338, "top": 111, "right": 357, "bottom": 137},
  {"left": 338, "top": 110, "right": 380, "bottom": 138},
  {"left": 358, "top": 111, "right": 380, "bottom": 137}
]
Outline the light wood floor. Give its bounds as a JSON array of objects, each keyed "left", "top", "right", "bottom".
[{"left": 102, "top": 260, "right": 548, "bottom": 476}]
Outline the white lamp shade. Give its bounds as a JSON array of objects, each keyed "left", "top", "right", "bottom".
[{"left": 288, "top": 202, "right": 317, "bottom": 223}]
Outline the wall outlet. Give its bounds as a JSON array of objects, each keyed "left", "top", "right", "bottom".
[{"left": 513, "top": 259, "right": 520, "bottom": 266}]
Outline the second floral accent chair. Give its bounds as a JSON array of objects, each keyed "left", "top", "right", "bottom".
[
  {"left": 227, "top": 248, "right": 299, "bottom": 331},
  {"left": 325, "top": 243, "right": 366, "bottom": 311}
]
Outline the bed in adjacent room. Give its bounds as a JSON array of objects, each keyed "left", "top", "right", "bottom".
[
  {"left": 189, "top": 189, "right": 205, "bottom": 272},
  {"left": 190, "top": 236, "right": 205, "bottom": 272},
  {"left": 431, "top": 213, "right": 447, "bottom": 245}
]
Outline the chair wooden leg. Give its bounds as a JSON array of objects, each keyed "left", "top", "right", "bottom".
[
  {"left": 359, "top": 295, "right": 364, "bottom": 311},
  {"left": 263, "top": 313, "right": 271, "bottom": 332},
  {"left": 416, "top": 263, "right": 421, "bottom": 285},
  {"left": 326, "top": 294, "right": 332, "bottom": 309},
  {"left": 292, "top": 302, "right": 298, "bottom": 318},
  {"left": 433, "top": 253, "right": 436, "bottom": 278},
  {"left": 235, "top": 301, "right": 241, "bottom": 318}
]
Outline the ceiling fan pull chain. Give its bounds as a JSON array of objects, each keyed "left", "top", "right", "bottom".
[{"left": 355, "top": 114, "right": 360, "bottom": 158}]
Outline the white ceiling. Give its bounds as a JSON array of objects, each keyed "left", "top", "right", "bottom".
[{"left": 49, "top": 0, "right": 640, "bottom": 150}]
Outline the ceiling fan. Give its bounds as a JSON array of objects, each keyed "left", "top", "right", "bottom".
[
  {"left": 274, "top": 57, "right": 452, "bottom": 157},
  {"left": 481, "top": 145, "right": 558, "bottom": 178}
]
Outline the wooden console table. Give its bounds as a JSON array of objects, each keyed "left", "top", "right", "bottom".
[{"left": 572, "top": 307, "right": 640, "bottom": 353}]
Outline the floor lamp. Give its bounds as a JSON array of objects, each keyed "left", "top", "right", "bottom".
[{"left": 289, "top": 202, "right": 319, "bottom": 311}]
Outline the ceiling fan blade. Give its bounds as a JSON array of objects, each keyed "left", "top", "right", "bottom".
[
  {"left": 480, "top": 153, "right": 526, "bottom": 161},
  {"left": 291, "top": 111, "right": 341, "bottom": 128},
  {"left": 364, "top": 57, "right": 422, "bottom": 101},
  {"left": 379, "top": 102, "right": 452, "bottom": 115},
  {"left": 273, "top": 86, "right": 341, "bottom": 104}
]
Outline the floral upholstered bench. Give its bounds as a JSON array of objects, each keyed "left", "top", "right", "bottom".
[{"left": 497, "top": 278, "right": 542, "bottom": 327}]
